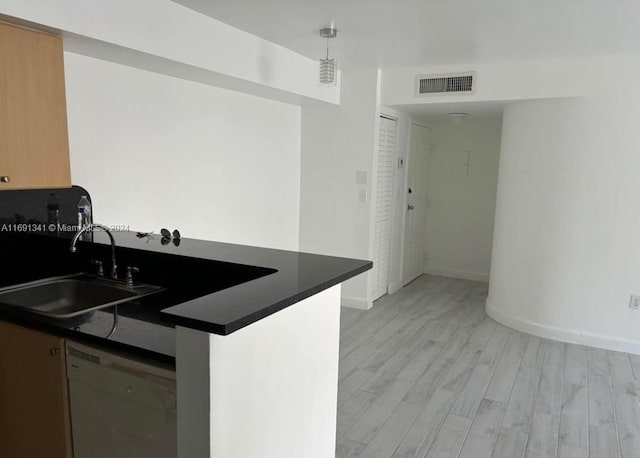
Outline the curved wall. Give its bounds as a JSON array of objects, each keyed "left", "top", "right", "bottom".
[{"left": 487, "top": 93, "right": 640, "bottom": 353}]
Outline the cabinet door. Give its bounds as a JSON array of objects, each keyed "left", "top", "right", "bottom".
[
  {"left": 0, "top": 22, "right": 72, "bottom": 190},
  {"left": 0, "top": 322, "right": 73, "bottom": 458}
]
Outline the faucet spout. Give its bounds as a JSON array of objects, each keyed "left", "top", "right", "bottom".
[{"left": 70, "top": 224, "right": 118, "bottom": 279}]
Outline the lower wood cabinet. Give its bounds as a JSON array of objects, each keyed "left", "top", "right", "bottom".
[{"left": 0, "top": 322, "right": 73, "bottom": 458}]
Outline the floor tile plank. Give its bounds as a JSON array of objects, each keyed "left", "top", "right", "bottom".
[
  {"left": 612, "top": 391, "right": 640, "bottom": 458},
  {"left": 525, "top": 411, "right": 560, "bottom": 458},
  {"left": 345, "top": 378, "right": 415, "bottom": 444},
  {"left": 359, "top": 401, "right": 423, "bottom": 458},
  {"left": 459, "top": 399, "right": 506, "bottom": 458},
  {"left": 485, "top": 355, "right": 521, "bottom": 404},
  {"left": 451, "top": 364, "right": 494, "bottom": 418},
  {"left": 337, "top": 437, "right": 367, "bottom": 458},
  {"left": 424, "top": 414, "right": 472, "bottom": 458},
  {"left": 397, "top": 341, "right": 442, "bottom": 382},
  {"left": 608, "top": 351, "right": 637, "bottom": 395},
  {"left": 492, "top": 427, "right": 528, "bottom": 458},
  {"left": 559, "top": 382, "right": 588, "bottom": 450},
  {"left": 336, "top": 275, "right": 640, "bottom": 458},
  {"left": 395, "top": 388, "right": 456, "bottom": 457},
  {"left": 502, "top": 366, "right": 541, "bottom": 432},
  {"left": 338, "top": 390, "right": 378, "bottom": 438},
  {"left": 588, "top": 425, "right": 620, "bottom": 458}
]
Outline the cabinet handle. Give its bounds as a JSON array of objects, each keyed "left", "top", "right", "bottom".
[
  {"left": 0, "top": 176, "right": 10, "bottom": 183},
  {"left": 49, "top": 348, "right": 60, "bottom": 356}
]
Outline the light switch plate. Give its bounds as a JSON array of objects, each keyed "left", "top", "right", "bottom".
[
  {"left": 358, "top": 190, "right": 368, "bottom": 202},
  {"left": 355, "top": 171, "right": 368, "bottom": 185}
]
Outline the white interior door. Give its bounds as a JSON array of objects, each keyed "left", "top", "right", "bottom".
[
  {"left": 371, "top": 116, "right": 397, "bottom": 300},
  {"left": 402, "top": 123, "right": 429, "bottom": 285}
]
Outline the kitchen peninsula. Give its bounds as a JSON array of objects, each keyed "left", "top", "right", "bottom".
[{"left": 0, "top": 228, "right": 371, "bottom": 458}]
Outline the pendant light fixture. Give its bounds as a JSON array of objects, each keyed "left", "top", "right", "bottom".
[{"left": 319, "top": 26, "right": 337, "bottom": 86}]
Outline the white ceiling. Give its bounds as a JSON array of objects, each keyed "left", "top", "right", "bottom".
[
  {"left": 390, "top": 101, "right": 508, "bottom": 122},
  {"left": 175, "top": 0, "right": 640, "bottom": 68}
]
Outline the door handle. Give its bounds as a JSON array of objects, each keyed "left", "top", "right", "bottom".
[
  {"left": 408, "top": 205, "right": 415, "bottom": 210},
  {"left": 0, "top": 176, "right": 10, "bottom": 183}
]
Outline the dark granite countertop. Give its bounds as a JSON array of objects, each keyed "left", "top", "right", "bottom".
[{"left": 0, "top": 231, "right": 371, "bottom": 365}]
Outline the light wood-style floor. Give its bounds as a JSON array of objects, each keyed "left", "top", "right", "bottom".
[{"left": 336, "top": 275, "right": 640, "bottom": 458}]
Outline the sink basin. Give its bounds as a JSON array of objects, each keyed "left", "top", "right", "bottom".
[{"left": 0, "top": 274, "right": 163, "bottom": 319}]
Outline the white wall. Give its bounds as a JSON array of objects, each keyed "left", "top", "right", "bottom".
[
  {"left": 300, "top": 68, "right": 381, "bottom": 309},
  {"left": 423, "top": 118, "right": 502, "bottom": 282},
  {"left": 66, "top": 52, "right": 301, "bottom": 250},
  {"left": 487, "top": 53, "right": 640, "bottom": 353},
  {"left": 176, "top": 285, "right": 341, "bottom": 458}
]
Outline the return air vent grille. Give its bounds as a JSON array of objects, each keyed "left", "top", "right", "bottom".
[{"left": 416, "top": 72, "right": 475, "bottom": 96}]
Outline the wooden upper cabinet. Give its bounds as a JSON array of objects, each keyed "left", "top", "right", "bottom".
[
  {"left": 0, "top": 322, "right": 73, "bottom": 458},
  {"left": 0, "top": 22, "right": 72, "bottom": 190}
]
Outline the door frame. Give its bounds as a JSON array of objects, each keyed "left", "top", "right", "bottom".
[{"left": 369, "top": 113, "right": 399, "bottom": 301}]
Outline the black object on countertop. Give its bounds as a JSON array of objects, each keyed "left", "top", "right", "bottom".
[
  {"left": 0, "top": 230, "right": 371, "bottom": 365},
  {"left": 0, "top": 185, "right": 91, "bottom": 229}
]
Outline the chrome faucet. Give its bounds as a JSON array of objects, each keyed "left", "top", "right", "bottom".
[
  {"left": 70, "top": 224, "right": 118, "bottom": 279},
  {"left": 125, "top": 266, "right": 140, "bottom": 287}
]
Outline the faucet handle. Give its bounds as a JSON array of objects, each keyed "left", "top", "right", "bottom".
[
  {"left": 125, "top": 266, "right": 140, "bottom": 287},
  {"left": 91, "top": 259, "right": 104, "bottom": 277}
]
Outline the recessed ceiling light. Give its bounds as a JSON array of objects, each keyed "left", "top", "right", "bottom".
[{"left": 448, "top": 112, "right": 468, "bottom": 124}]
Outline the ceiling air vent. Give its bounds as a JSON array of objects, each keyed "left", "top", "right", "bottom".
[{"left": 416, "top": 72, "right": 476, "bottom": 96}]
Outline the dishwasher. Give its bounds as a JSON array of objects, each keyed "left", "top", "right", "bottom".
[{"left": 66, "top": 341, "right": 177, "bottom": 458}]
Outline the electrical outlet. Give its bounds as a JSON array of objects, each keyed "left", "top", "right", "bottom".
[{"left": 630, "top": 295, "right": 640, "bottom": 310}]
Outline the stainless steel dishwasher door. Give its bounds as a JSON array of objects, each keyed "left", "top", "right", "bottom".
[{"left": 66, "top": 342, "right": 177, "bottom": 458}]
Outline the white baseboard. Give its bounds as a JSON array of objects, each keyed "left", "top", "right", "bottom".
[
  {"left": 423, "top": 266, "right": 489, "bottom": 283},
  {"left": 341, "top": 295, "right": 373, "bottom": 310},
  {"left": 486, "top": 298, "right": 640, "bottom": 355},
  {"left": 388, "top": 281, "right": 403, "bottom": 295}
]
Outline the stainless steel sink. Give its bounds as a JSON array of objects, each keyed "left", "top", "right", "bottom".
[{"left": 0, "top": 274, "right": 163, "bottom": 319}]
